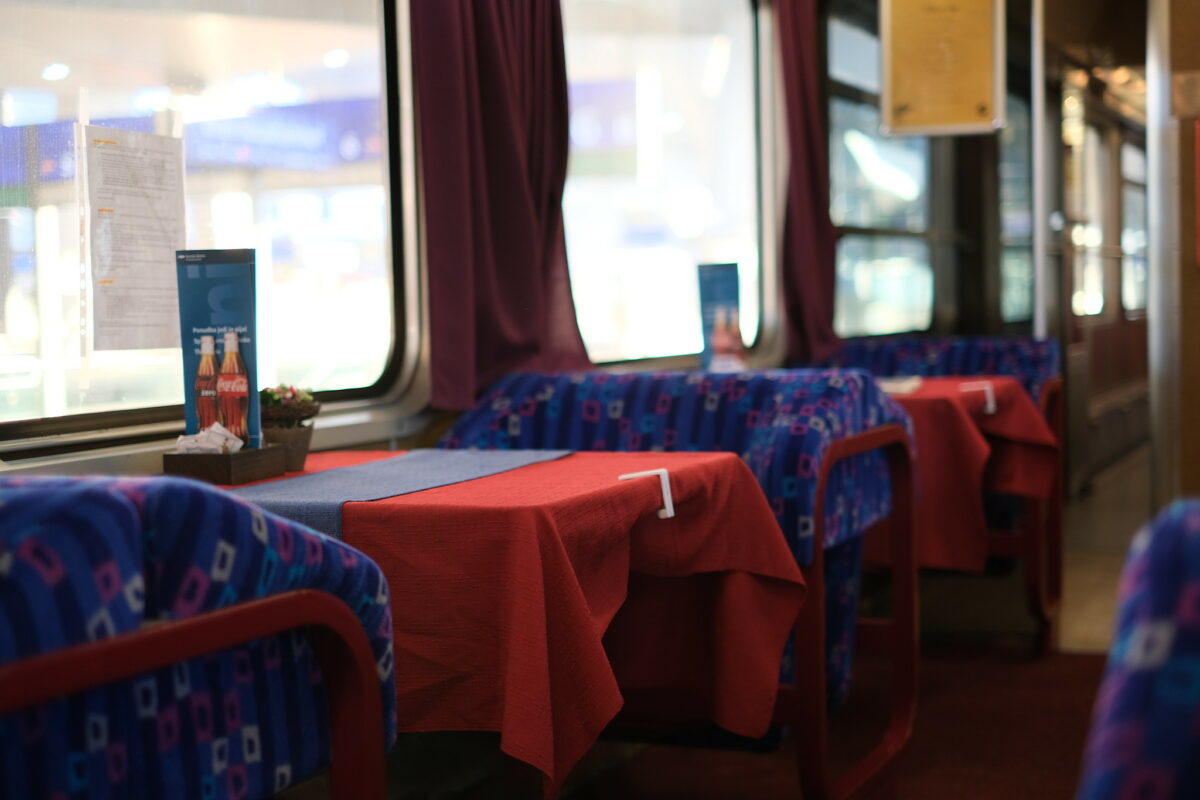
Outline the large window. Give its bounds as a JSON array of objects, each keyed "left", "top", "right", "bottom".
[
  {"left": 827, "top": 14, "right": 934, "bottom": 337},
  {"left": 560, "top": 0, "right": 761, "bottom": 363},
  {"left": 0, "top": 0, "right": 394, "bottom": 426}
]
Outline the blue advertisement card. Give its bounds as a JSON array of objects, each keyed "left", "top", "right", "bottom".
[
  {"left": 697, "top": 263, "right": 747, "bottom": 372},
  {"left": 175, "top": 249, "right": 261, "bottom": 448}
]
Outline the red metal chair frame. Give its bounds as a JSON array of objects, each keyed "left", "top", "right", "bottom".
[
  {"left": 984, "top": 375, "right": 1064, "bottom": 654},
  {"left": 0, "top": 589, "right": 387, "bottom": 799},
  {"left": 612, "top": 424, "right": 917, "bottom": 800},
  {"left": 779, "top": 423, "right": 917, "bottom": 800}
]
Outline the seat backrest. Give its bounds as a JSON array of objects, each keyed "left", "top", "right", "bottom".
[
  {"left": 1076, "top": 500, "right": 1200, "bottom": 799},
  {"left": 0, "top": 475, "right": 396, "bottom": 800},
  {"left": 821, "top": 335, "right": 1062, "bottom": 404},
  {"left": 439, "top": 369, "right": 913, "bottom": 566}
]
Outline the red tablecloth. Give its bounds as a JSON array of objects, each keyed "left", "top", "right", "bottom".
[
  {"left": 264, "top": 450, "right": 806, "bottom": 789},
  {"left": 872, "top": 377, "right": 1059, "bottom": 571}
]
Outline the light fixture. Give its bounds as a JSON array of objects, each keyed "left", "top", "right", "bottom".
[
  {"left": 322, "top": 49, "right": 350, "bottom": 70},
  {"left": 41, "top": 63, "right": 70, "bottom": 82}
]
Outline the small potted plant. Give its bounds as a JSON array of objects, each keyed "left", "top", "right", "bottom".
[{"left": 259, "top": 385, "right": 320, "bottom": 471}]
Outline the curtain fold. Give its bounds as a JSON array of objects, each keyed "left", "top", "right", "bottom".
[
  {"left": 412, "top": 1, "right": 590, "bottom": 410},
  {"left": 777, "top": 0, "right": 841, "bottom": 363}
]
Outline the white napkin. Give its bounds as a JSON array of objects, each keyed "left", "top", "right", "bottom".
[
  {"left": 877, "top": 376, "right": 923, "bottom": 395},
  {"left": 175, "top": 422, "right": 244, "bottom": 454}
]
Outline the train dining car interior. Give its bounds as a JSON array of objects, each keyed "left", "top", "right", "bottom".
[{"left": 2, "top": 0, "right": 1198, "bottom": 797}]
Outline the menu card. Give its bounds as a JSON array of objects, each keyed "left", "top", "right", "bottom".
[{"left": 697, "top": 263, "right": 747, "bottom": 372}]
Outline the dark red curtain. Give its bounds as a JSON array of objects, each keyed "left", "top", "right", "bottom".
[
  {"left": 411, "top": 1, "right": 590, "bottom": 409},
  {"left": 777, "top": 0, "right": 841, "bottom": 363}
]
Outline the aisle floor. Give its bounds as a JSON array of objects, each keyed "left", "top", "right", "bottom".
[
  {"left": 1060, "top": 445, "right": 1153, "bottom": 652},
  {"left": 918, "top": 444, "right": 1153, "bottom": 653}
]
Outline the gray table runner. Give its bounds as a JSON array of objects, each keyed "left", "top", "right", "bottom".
[{"left": 230, "top": 448, "right": 570, "bottom": 536}]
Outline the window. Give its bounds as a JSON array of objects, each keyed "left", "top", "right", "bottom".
[
  {"left": 0, "top": 0, "right": 396, "bottom": 426},
  {"left": 827, "top": 17, "right": 881, "bottom": 95},
  {"left": 999, "top": 94, "right": 1034, "bottom": 323},
  {"left": 829, "top": 98, "right": 929, "bottom": 232},
  {"left": 827, "top": 11, "right": 934, "bottom": 338},
  {"left": 835, "top": 235, "right": 932, "bottom": 335},
  {"left": 1120, "top": 142, "right": 1147, "bottom": 315},
  {"left": 560, "top": 0, "right": 761, "bottom": 363},
  {"left": 1063, "top": 87, "right": 1109, "bottom": 317}
]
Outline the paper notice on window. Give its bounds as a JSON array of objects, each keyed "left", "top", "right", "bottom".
[{"left": 84, "top": 125, "right": 185, "bottom": 351}]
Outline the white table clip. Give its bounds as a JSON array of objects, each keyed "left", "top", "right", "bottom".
[
  {"left": 618, "top": 468, "right": 675, "bottom": 519},
  {"left": 958, "top": 380, "right": 997, "bottom": 414}
]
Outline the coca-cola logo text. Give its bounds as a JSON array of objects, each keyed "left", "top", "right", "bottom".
[{"left": 217, "top": 376, "right": 249, "bottom": 395}]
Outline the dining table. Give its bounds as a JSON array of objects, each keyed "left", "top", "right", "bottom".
[
  {"left": 230, "top": 448, "right": 807, "bottom": 794},
  {"left": 866, "top": 375, "right": 1059, "bottom": 572}
]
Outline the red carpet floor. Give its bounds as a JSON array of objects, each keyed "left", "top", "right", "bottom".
[{"left": 566, "top": 643, "right": 1107, "bottom": 800}]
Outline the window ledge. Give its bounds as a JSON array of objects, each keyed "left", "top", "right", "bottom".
[{"left": 0, "top": 402, "right": 430, "bottom": 477}]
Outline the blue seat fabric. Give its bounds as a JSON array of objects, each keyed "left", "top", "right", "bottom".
[
  {"left": 0, "top": 475, "right": 396, "bottom": 800},
  {"left": 820, "top": 335, "right": 1061, "bottom": 404},
  {"left": 1077, "top": 501, "right": 1200, "bottom": 799}
]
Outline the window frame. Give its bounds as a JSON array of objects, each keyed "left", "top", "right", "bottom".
[{"left": 0, "top": 0, "right": 429, "bottom": 467}]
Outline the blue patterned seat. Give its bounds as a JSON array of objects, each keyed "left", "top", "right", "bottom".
[
  {"left": 820, "top": 335, "right": 1061, "bottom": 404},
  {"left": 1077, "top": 501, "right": 1200, "bottom": 799},
  {"left": 439, "top": 369, "right": 915, "bottom": 703},
  {"left": 0, "top": 475, "right": 396, "bottom": 800}
]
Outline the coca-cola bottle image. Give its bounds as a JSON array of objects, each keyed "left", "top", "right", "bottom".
[
  {"left": 710, "top": 306, "right": 733, "bottom": 357},
  {"left": 707, "top": 306, "right": 747, "bottom": 373},
  {"left": 217, "top": 331, "right": 249, "bottom": 443},
  {"left": 194, "top": 335, "right": 219, "bottom": 431},
  {"left": 727, "top": 308, "right": 747, "bottom": 365}
]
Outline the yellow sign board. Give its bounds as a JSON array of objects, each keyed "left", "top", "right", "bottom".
[{"left": 882, "top": 0, "right": 1006, "bottom": 135}]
